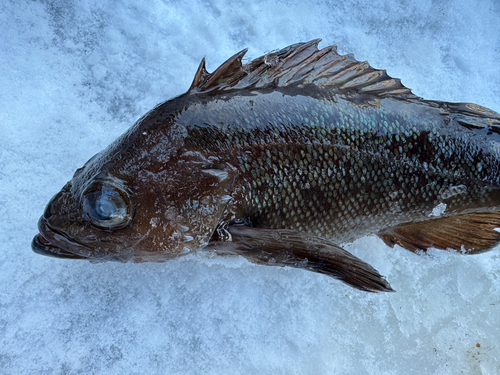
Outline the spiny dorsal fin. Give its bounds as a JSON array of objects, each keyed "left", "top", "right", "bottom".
[
  {"left": 189, "top": 49, "right": 248, "bottom": 93},
  {"left": 378, "top": 212, "right": 500, "bottom": 254},
  {"left": 188, "top": 39, "right": 417, "bottom": 99}
]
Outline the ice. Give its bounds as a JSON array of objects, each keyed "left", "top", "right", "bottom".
[
  {"left": 1, "top": 0, "right": 500, "bottom": 374},
  {"left": 430, "top": 203, "right": 447, "bottom": 217}
]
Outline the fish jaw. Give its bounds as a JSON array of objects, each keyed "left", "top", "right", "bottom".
[
  {"left": 32, "top": 197, "right": 110, "bottom": 261},
  {"left": 32, "top": 185, "right": 93, "bottom": 260},
  {"left": 31, "top": 233, "right": 87, "bottom": 260},
  {"left": 31, "top": 215, "right": 134, "bottom": 262}
]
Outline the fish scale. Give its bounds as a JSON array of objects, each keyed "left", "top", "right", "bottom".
[{"left": 32, "top": 40, "right": 500, "bottom": 293}]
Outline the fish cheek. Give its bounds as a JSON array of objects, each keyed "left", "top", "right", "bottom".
[
  {"left": 125, "top": 157, "right": 236, "bottom": 260},
  {"left": 162, "top": 162, "right": 236, "bottom": 252},
  {"left": 126, "top": 205, "right": 185, "bottom": 262}
]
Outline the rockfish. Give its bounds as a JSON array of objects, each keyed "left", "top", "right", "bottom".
[{"left": 32, "top": 40, "right": 500, "bottom": 292}]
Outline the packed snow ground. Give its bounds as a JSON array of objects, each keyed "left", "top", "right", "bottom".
[{"left": 1, "top": 1, "right": 499, "bottom": 374}]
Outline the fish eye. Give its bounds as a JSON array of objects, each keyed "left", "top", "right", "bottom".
[{"left": 82, "top": 183, "right": 133, "bottom": 230}]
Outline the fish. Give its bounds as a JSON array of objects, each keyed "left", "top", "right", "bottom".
[{"left": 32, "top": 39, "right": 500, "bottom": 293}]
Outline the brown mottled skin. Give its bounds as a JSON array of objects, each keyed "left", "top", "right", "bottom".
[{"left": 33, "top": 40, "right": 500, "bottom": 292}]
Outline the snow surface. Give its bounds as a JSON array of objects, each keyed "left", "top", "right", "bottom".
[{"left": 1, "top": 0, "right": 500, "bottom": 374}]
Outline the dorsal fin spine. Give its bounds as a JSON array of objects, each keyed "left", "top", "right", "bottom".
[{"left": 189, "top": 57, "right": 209, "bottom": 92}]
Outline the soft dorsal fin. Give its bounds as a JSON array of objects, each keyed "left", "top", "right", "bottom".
[
  {"left": 442, "top": 101, "right": 500, "bottom": 129},
  {"left": 188, "top": 39, "right": 417, "bottom": 99}
]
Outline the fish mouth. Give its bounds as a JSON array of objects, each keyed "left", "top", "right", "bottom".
[
  {"left": 31, "top": 217, "right": 91, "bottom": 259},
  {"left": 31, "top": 233, "right": 86, "bottom": 259}
]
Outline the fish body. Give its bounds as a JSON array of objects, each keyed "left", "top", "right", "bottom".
[{"left": 33, "top": 40, "right": 500, "bottom": 292}]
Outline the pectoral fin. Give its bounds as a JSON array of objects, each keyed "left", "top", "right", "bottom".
[
  {"left": 378, "top": 212, "right": 500, "bottom": 254},
  {"left": 210, "top": 226, "right": 393, "bottom": 293}
]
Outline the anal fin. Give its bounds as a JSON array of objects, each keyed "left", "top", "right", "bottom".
[
  {"left": 378, "top": 212, "right": 500, "bottom": 254},
  {"left": 210, "top": 226, "right": 394, "bottom": 293}
]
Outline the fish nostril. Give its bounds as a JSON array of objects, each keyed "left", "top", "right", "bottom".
[
  {"left": 43, "top": 190, "right": 67, "bottom": 220},
  {"left": 43, "top": 204, "right": 54, "bottom": 220},
  {"left": 44, "top": 201, "right": 59, "bottom": 220},
  {"left": 37, "top": 216, "right": 46, "bottom": 232}
]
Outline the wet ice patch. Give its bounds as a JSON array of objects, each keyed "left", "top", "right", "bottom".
[{"left": 429, "top": 203, "right": 447, "bottom": 217}]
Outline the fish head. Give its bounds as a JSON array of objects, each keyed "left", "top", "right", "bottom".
[{"left": 32, "top": 109, "right": 236, "bottom": 262}]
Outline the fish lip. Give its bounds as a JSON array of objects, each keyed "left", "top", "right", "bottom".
[
  {"left": 31, "top": 233, "right": 86, "bottom": 259},
  {"left": 32, "top": 217, "right": 92, "bottom": 259}
]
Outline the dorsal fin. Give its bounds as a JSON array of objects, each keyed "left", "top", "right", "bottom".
[
  {"left": 444, "top": 101, "right": 500, "bottom": 129},
  {"left": 188, "top": 39, "right": 417, "bottom": 99}
]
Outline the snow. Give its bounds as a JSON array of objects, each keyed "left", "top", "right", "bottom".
[
  {"left": 430, "top": 203, "right": 447, "bottom": 217},
  {"left": 1, "top": 0, "right": 500, "bottom": 374}
]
